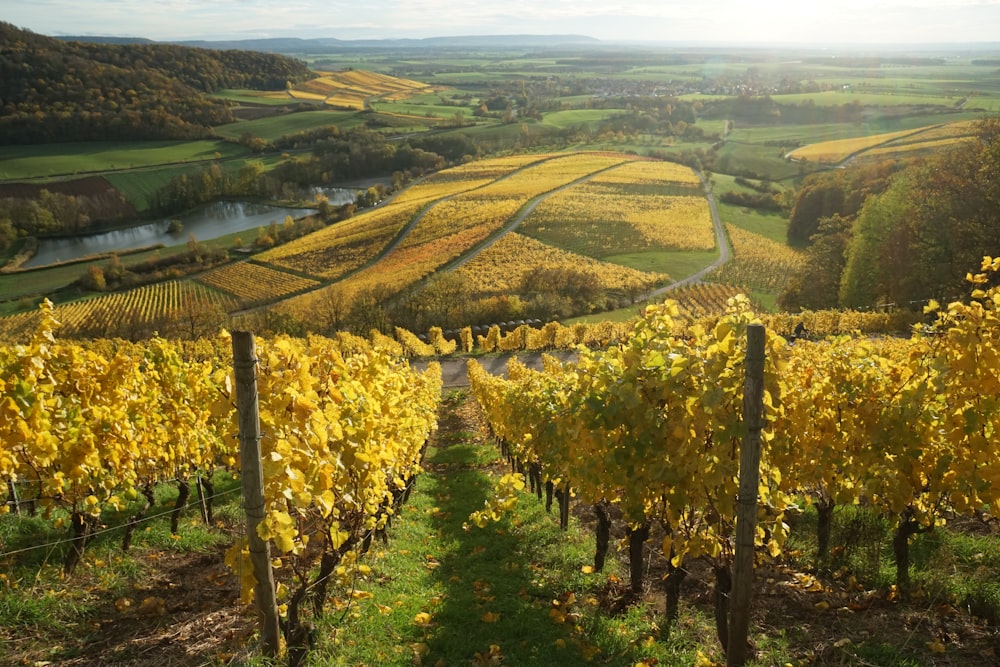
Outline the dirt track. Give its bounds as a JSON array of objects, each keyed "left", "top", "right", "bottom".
[{"left": 413, "top": 350, "right": 578, "bottom": 388}]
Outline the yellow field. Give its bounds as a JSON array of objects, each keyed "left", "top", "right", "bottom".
[
  {"left": 788, "top": 120, "right": 982, "bottom": 164},
  {"left": 395, "top": 153, "right": 632, "bottom": 255},
  {"left": 453, "top": 232, "right": 668, "bottom": 294},
  {"left": 526, "top": 188, "right": 715, "bottom": 255},
  {"left": 662, "top": 282, "right": 751, "bottom": 319},
  {"left": 431, "top": 154, "right": 558, "bottom": 181},
  {"left": 390, "top": 177, "right": 495, "bottom": 207},
  {"left": 196, "top": 262, "right": 321, "bottom": 304},
  {"left": 278, "top": 228, "right": 491, "bottom": 323},
  {"left": 860, "top": 136, "right": 974, "bottom": 160},
  {"left": 589, "top": 159, "right": 702, "bottom": 186},
  {"left": 709, "top": 224, "right": 806, "bottom": 291},
  {"left": 274, "top": 152, "right": 645, "bottom": 326},
  {"left": 287, "top": 90, "right": 328, "bottom": 102},
  {"left": 257, "top": 201, "right": 425, "bottom": 279},
  {"left": 787, "top": 128, "right": 921, "bottom": 163},
  {"left": 400, "top": 195, "right": 523, "bottom": 249},
  {"left": 519, "top": 158, "right": 713, "bottom": 257},
  {"left": 886, "top": 120, "right": 979, "bottom": 145},
  {"left": 0, "top": 281, "right": 237, "bottom": 341},
  {"left": 290, "top": 69, "right": 432, "bottom": 110},
  {"left": 0, "top": 152, "right": 736, "bottom": 340}
]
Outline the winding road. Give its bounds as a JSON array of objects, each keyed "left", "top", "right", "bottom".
[
  {"left": 416, "top": 167, "right": 732, "bottom": 387},
  {"left": 647, "top": 171, "right": 729, "bottom": 296}
]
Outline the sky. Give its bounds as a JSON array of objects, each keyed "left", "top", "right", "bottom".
[{"left": 5, "top": 0, "right": 1000, "bottom": 46}]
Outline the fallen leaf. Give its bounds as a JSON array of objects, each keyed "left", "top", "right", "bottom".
[{"left": 137, "top": 596, "right": 166, "bottom": 616}]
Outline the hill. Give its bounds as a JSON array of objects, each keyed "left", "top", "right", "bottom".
[
  {"left": 59, "top": 34, "right": 603, "bottom": 53},
  {"left": 0, "top": 22, "right": 312, "bottom": 144}
]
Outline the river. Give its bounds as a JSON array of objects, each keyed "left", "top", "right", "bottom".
[{"left": 21, "top": 188, "right": 359, "bottom": 269}]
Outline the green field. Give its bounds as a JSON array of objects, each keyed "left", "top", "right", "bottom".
[
  {"left": 105, "top": 166, "right": 200, "bottom": 211},
  {"left": 960, "top": 95, "right": 1000, "bottom": 110},
  {"left": 214, "top": 109, "right": 364, "bottom": 141},
  {"left": 713, "top": 141, "right": 807, "bottom": 181},
  {"left": 727, "top": 110, "right": 989, "bottom": 145},
  {"left": 717, "top": 203, "right": 789, "bottom": 244},
  {"left": 104, "top": 159, "right": 268, "bottom": 212},
  {"left": 772, "top": 90, "right": 962, "bottom": 108},
  {"left": 369, "top": 100, "right": 472, "bottom": 119},
  {"left": 603, "top": 249, "right": 719, "bottom": 277},
  {"left": 0, "top": 140, "right": 248, "bottom": 181},
  {"left": 540, "top": 109, "right": 629, "bottom": 129}
]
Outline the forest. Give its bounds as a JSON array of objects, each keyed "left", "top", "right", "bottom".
[
  {"left": 0, "top": 22, "right": 312, "bottom": 144},
  {"left": 778, "top": 118, "right": 1000, "bottom": 311}
]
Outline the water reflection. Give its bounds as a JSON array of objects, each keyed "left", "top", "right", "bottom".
[
  {"left": 312, "top": 186, "right": 360, "bottom": 205},
  {"left": 24, "top": 201, "right": 318, "bottom": 269}
]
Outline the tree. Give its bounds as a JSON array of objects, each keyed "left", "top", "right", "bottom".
[
  {"left": 778, "top": 214, "right": 851, "bottom": 311},
  {"left": 346, "top": 284, "right": 394, "bottom": 335},
  {"left": 85, "top": 266, "right": 107, "bottom": 291},
  {"left": 840, "top": 118, "right": 1000, "bottom": 308},
  {"left": 317, "top": 286, "right": 350, "bottom": 335},
  {"left": 839, "top": 173, "right": 913, "bottom": 308}
]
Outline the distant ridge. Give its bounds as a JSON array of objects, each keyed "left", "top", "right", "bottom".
[
  {"left": 56, "top": 35, "right": 156, "bottom": 45},
  {"left": 56, "top": 34, "right": 601, "bottom": 52}
]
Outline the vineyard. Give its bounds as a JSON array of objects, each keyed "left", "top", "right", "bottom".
[
  {"left": 196, "top": 261, "right": 322, "bottom": 306},
  {"left": 287, "top": 69, "right": 433, "bottom": 111},
  {"left": 453, "top": 232, "right": 668, "bottom": 295},
  {"left": 0, "top": 281, "right": 238, "bottom": 340},
  {"left": 4, "top": 263, "right": 1000, "bottom": 665},
  {"left": 0, "top": 303, "right": 442, "bottom": 663},
  {"left": 518, "top": 160, "right": 714, "bottom": 257},
  {"left": 268, "top": 152, "right": 685, "bottom": 329},
  {"left": 8, "top": 27, "right": 1000, "bottom": 665},
  {"left": 0, "top": 150, "right": 765, "bottom": 343},
  {"left": 787, "top": 120, "right": 980, "bottom": 165},
  {"left": 466, "top": 259, "right": 1000, "bottom": 664},
  {"left": 708, "top": 224, "right": 806, "bottom": 293}
]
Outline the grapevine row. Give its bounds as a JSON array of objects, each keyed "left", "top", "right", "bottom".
[
  {"left": 0, "top": 300, "right": 443, "bottom": 621},
  {"left": 468, "top": 260, "right": 1000, "bottom": 646}
]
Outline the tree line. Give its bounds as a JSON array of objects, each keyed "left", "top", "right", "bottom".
[
  {"left": 0, "top": 22, "right": 311, "bottom": 144},
  {"left": 779, "top": 117, "right": 1000, "bottom": 311}
]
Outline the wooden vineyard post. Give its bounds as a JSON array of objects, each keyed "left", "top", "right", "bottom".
[
  {"left": 232, "top": 331, "right": 282, "bottom": 659},
  {"left": 728, "top": 323, "right": 765, "bottom": 666}
]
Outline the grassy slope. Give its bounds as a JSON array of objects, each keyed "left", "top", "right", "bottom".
[
  {"left": 304, "top": 392, "right": 690, "bottom": 666},
  {"left": 214, "top": 109, "right": 365, "bottom": 142},
  {"left": 0, "top": 141, "right": 248, "bottom": 181}
]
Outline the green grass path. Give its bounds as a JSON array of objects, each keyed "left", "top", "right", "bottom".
[{"left": 308, "top": 391, "right": 695, "bottom": 666}]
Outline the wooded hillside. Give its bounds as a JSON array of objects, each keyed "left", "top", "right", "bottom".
[{"left": 0, "top": 22, "right": 312, "bottom": 144}]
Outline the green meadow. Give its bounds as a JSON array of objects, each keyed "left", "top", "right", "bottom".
[
  {"left": 0, "top": 140, "right": 247, "bottom": 181},
  {"left": 214, "top": 109, "right": 365, "bottom": 141},
  {"left": 540, "top": 109, "right": 629, "bottom": 129}
]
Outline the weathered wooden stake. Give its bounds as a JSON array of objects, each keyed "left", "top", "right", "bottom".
[
  {"left": 233, "top": 331, "right": 281, "bottom": 659},
  {"left": 728, "top": 323, "right": 765, "bottom": 666}
]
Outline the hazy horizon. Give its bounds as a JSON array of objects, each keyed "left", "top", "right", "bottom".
[{"left": 6, "top": 0, "right": 1000, "bottom": 47}]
